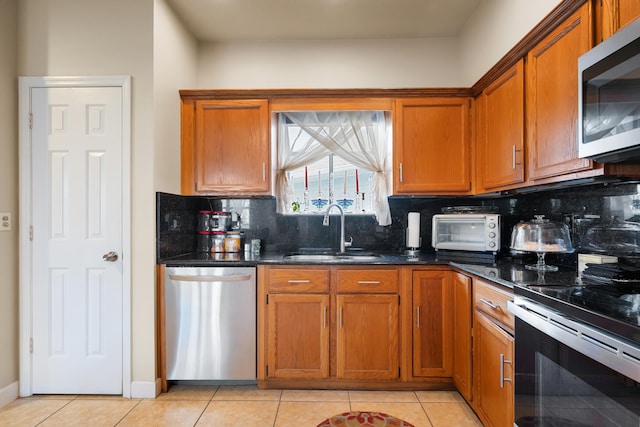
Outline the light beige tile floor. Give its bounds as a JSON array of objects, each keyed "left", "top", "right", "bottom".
[{"left": 0, "top": 385, "right": 484, "bottom": 427}]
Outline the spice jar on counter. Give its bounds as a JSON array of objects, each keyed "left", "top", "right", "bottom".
[
  {"left": 211, "top": 231, "right": 226, "bottom": 253},
  {"left": 224, "top": 231, "right": 242, "bottom": 253}
]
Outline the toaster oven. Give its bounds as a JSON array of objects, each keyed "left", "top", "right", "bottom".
[{"left": 432, "top": 213, "right": 500, "bottom": 253}]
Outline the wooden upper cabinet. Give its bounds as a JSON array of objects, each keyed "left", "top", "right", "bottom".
[
  {"left": 394, "top": 98, "right": 471, "bottom": 195},
  {"left": 180, "top": 98, "right": 270, "bottom": 195},
  {"left": 598, "top": 0, "right": 640, "bottom": 42},
  {"left": 477, "top": 59, "right": 525, "bottom": 191},
  {"left": 526, "top": 3, "right": 593, "bottom": 181}
]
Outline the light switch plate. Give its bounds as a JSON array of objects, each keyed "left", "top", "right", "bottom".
[{"left": 0, "top": 212, "right": 11, "bottom": 231}]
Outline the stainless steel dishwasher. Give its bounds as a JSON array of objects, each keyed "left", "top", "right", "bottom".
[{"left": 164, "top": 266, "right": 256, "bottom": 381}]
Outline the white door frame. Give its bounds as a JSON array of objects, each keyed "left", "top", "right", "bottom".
[{"left": 18, "top": 76, "right": 132, "bottom": 397}]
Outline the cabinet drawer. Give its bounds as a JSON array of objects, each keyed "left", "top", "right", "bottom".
[
  {"left": 474, "top": 279, "right": 514, "bottom": 332},
  {"left": 336, "top": 269, "right": 399, "bottom": 293},
  {"left": 268, "top": 268, "right": 330, "bottom": 293}
]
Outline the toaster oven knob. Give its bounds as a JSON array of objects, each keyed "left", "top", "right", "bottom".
[
  {"left": 489, "top": 222, "right": 496, "bottom": 229},
  {"left": 489, "top": 242, "right": 496, "bottom": 248},
  {"left": 489, "top": 232, "right": 496, "bottom": 238}
]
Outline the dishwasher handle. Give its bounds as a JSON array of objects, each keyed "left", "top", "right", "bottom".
[{"left": 169, "top": 274, "right": 253, "bottom": 283}]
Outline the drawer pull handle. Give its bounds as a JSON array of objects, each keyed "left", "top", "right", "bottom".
[
  {"left": 480, "top": 298, "right": 499, "bottom": 310},
  {"left": 287, "top": 279, "right": 310, "bottom": 283},
  {"left": 358, "top": 281, "right": 381, "bottom": 285},
  {"left": 500, "top": 353, "right": 512, "bottom": 388},
  {"left": 416, "top": 306, "right": 421, "bottom": 328}
]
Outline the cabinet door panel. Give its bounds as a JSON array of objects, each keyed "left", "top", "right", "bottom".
[
  {"left": 473, "top": 311, "right": 514, "bottom": 427},
  {"left": 394, "top": 98, "right": 471, "bottom": 194},
  {"left": 412, "top": 270, "right": 453, "bottom": 377},
  {"left": 452, "top": 272, "right": 472, "bottom": 401},
  {"left": 478, "top": 60, "right": 525, "bottom": 190},
  {"left": 599, "top": 0, "right": 640, "bottom": 42},
  {"left": 526, "top": 4, "right": 593, "bottom": 180},
  {"left": 267, "top": 294, "right": 329, "bottom": 379},
  {"left": 336, "top": 294, "right": 399, "bottom": 380},
  {"left": 193, "top": 99, "right": 270, "bottom": 194}
]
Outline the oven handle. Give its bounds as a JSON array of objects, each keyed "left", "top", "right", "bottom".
[{"left": 508, "top": 297, "right": 640, "bottom": 383}]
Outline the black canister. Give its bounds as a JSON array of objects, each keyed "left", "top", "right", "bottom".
[{"left": 197, "top": 210, "right": 213, "bottom": 232}]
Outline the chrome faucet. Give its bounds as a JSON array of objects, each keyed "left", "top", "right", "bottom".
[{"left": 323, "top": 203, "right": 351, "bottom": 253}]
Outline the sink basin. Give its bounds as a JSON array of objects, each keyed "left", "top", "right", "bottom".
[
  {"left": 284, "top": 254, "right": 339, "bottom": 261},
  {"left": 283, "top": 252, "right": 382, "bottom": 262}
]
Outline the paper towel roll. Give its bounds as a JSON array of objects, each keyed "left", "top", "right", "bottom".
[{"left": 407, "top": 212, "right": 421, "bottom": 248}]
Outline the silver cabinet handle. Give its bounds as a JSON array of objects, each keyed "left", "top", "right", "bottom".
[
  {"left": 262, "top": 163, "right": 266, "bottom": 182},
  {"left": 399, "top": 163, "right": 403, "bottom": 183},
  {"left": 358, "top": 281, "right": 381, "bottom": 285},
  {"left": 500, "top": 353, "right": 512, "bottom": 388},
  {"left": 103, "top": 251, "right": 118, "bottom": 262},
  {"left": 323, "top": 306, "right": 327, "bottom": 329},
  {"left": 512, "top": 145, "right": 522, "bottom": 169},
  {"left": 287, "top": 279, "right": 310, "bottom": 283},
  {"left": 480, "top": 298, "right": 499, "bottom": 310}
]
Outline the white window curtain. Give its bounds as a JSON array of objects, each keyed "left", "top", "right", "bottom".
[
  {"left": 276, "top": 111, "right": 392, "bottom": 226},
  {"left": 275, "top": 120, "right": 330, "bottom": 214}
]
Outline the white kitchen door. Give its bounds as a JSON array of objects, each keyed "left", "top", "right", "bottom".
[{"left": 23, "top": 80, "right": 129, "bottom": 395}]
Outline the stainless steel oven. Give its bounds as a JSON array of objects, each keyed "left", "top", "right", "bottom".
[{"left": 509, "top": 287, "right": 640, "bottom": 427}]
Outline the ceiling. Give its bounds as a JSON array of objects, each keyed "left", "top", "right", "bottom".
[{"left": 165, "top": 0, "right": 483, "bottom": 42}]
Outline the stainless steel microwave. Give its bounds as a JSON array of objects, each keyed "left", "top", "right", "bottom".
[
  {"left": 431, "top": 214, "right": 500, "bottom": 253},
  {"left": 578, "top": 17, "right": 640, "bottom": 163}
]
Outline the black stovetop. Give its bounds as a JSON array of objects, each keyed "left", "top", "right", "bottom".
[{"left": 516, "top": 282, "right": 640, "bottom": 347}]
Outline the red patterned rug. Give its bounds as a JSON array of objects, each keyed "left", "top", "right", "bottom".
[{"left": 317, "top": 411, "right": 415, "bottom": 427}]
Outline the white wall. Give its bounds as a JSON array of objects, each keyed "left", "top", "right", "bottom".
[
  {"left": 197, "top": 1, "right": 564, "bottom": 90},
  {"left": 198, "top": 37, "right": 461, "bottom": 88},
  {"left": 17, "top": 0, "right": 158, "bottom": 396},
  {"left": 154, "top": 0, "right": 198, "bottom": 194},
  {"left": 459, "top": 0, "right": 563, "bottom": 86},
  {"left": 0, "top": 0, "right": 19, "bottom": 404}
]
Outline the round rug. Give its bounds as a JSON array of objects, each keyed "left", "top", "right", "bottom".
[{"left": 317, "top": 411, "right": 415, "bottom": 427}]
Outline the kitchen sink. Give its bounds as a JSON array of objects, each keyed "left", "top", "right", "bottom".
[{"left": 283, "top": 251, "right": 382, "bottom": 262}]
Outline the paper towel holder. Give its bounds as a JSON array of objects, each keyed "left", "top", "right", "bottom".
[{"left": 405, "top": 212, "right": 422, "bottom": 257}]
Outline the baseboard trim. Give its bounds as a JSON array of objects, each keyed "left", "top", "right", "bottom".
[
  {"left": 0, "top": 381, "right": 19, "bottom": 408},
  {"left": 130, "top": 379, "right": 161, "bottom": 399}
]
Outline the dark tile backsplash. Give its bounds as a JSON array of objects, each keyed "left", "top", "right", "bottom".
[{"left": 157, "top": 181, "right": 640, "bottom": 266}]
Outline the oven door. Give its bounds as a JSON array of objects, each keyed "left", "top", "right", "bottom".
[{"left": 509, "top": 297, "right": 640, "bottom": 427}]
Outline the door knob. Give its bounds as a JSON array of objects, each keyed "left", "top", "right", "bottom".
[{"left": 103, "top": 251, "right": 119, "bottom": 262}]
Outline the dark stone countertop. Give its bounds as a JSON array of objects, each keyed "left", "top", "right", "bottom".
[{"left": 160, "top": 251, "right": 580, "bottom": 292}]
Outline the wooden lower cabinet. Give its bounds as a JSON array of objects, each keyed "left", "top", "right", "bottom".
[
  {"left": 336, "top": 294, "right": 399, "bottom": 380},
  {"left": 472, "top": 278, "right": 515, "bottom": 427},
  {"left": 473, "top": 312, "right": 514, "bottom": 427},
  {"left": 412, "top": 270, "right": 453, "bottom": 377},
  {"left": 266, "top": 294, "right": 329, "bottom": 379},
  {"left": 452, "top": 272, "right": 472, "bottom": 401}
]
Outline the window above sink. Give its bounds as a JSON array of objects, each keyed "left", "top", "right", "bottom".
[{"left": 275, "top": 111, "right": 392, "bottom": 225}]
